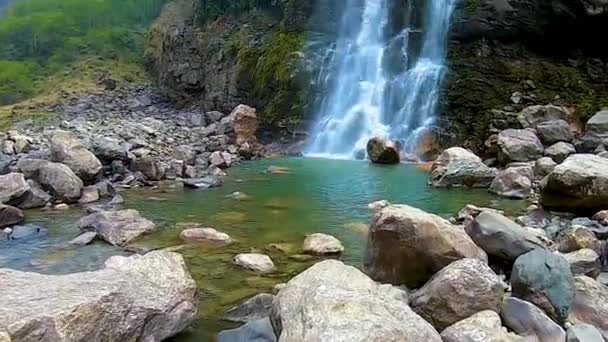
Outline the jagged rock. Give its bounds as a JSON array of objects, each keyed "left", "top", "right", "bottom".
[
  {"left": 489, "top": 165, "right": 533, "bottom": 199},
  {"left": 17, "top": 158, "right": 83, "bottom": 203},
  {"left": 364, "top": 204, "right": 486, "bottom": 288},
  {"left": 218, "top": 318, "right": 277, "bottom": 342},
  {"left": 561, "top": 249, "right": 602, "bottom": 278},
  {"left": 441, "top": 310, "right": 521, "bottom": 342},
  {"left": 302, "top": 233, "right": 344, "bottom": 255},
  {"left": 465, "top": 211, "right": 546, "bottom": 262},
  {"left": 130, "top": 156, "right": 164, "bottom": 181},
  {"left": 78, "top": 185, "right": 100, "bottom": 204},
  {"left": 556, "top": 226, "right": 601, "bottom": 253},
  {"left": 536, "top": 119, "right": 572, "bottom": 145},
  {"left": 511, "top": 249, "right": 575, "bottom": 323},
  {"left": 229, "top": 104, "right": 259, "bottom": 145},
  {"left": 182, "top": 175, "right": 223, "bottom": 189},
  {"left": 545, "top": 142, "right": 576, "bottom": 163},
  {"left": 78, "top": 209, "right": 156, "bottom": 247},
  {"left": 366, "top": 137, "right": 400, "bottom": 164},
  {"left": 0, "top": 204, "right": 24, "bottom": 228},
  {"left": 518, "top": 105, "right": 571, "bottom": 128},
  {"left": 0, "top": 173, "right": 30, "bottom": 204},
  {"left": 223, "top": 293, "right": 275, "bottom": 323},
  {"left": 535, "top": 157, "right": 557, "bottom": 177},
  {"left": 233, "top": 253, "right": 275, "bottom": 274},
  {"left": 586, "top": 110, "right": 608, "bottom": 140},
  {"left": 567, "top": 323, "right": 604, "bottom": 342},
  {"left": 0, "top": 251, "right": 197, "bottom": 341},
  {"left": 497, "top": 129, "right": 544, "bottom": 163},
  {"left": 272, "top": 260, "right": 442, "bottom": 342},
  {"left": 541, "top": 154, "right": 608, "bottom": 214},
  {"left": 49, "top": 130, "right": 102, "bottom": 181},
  {"left": 568, "top": 276, "right": 608, "bottom": 340},
  {"left": 428, "top": 147, "right": 496, "bottom": 188},
  {"left": 179, "top": 226, "right": 232, "bottom": 243},
  {"left": 69, "top": 231, "right": 97, "bottom": 246},
  {"left": 410, "top": 258, "right": 506, "bottom": 331},
  {"left": 500, "top": 296, "right": 566, "bottom": 341},
  {"left": 92, "top": 137, "right": 128, "bottom": 161}
]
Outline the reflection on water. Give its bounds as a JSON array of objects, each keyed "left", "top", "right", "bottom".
[{"left": 0, "top": 157, "right": 525, "bottom": 341}]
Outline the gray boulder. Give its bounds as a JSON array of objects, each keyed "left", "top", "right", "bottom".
[
  {"left": 545, "top": 142, "right": 576, "bottom": 163},
  {"left": 567, "top": 323, "right": 604, "bottom": 342},
  {"left": 78, "top": 209, "right": 156, "bottom": 247},
  {"left": 8, "top": 224, "right": 47, "bottom": 240},
  {"left": 15, "top": 180, "right": 51, "bottom": 209},
  {"left": 366, "top": 137, "right": 400, "bottom": 164},
  {"left": 93, "top": 137, "right": 128, "bottom": 161},
  {"left": 0, "top": 251, "right": 197, "bottom": 341},
  {"left": 511, "top": 249, "right": 575, "bottom": 323},
  {"left": 465, "top": 211, "right": 546, "bottom": 262},
  {"left": 410, "top": 258, "right": 506, "bottom": 331},
  {"left": 535, "top": 157, "right": 557, "bottom": 178},
  {"left": 541, "top": 154, "right": 608, "bottom": 214},
  {"left": 518, "top": 105, "right": 571, "bottom": 128},
  {"left": 536, "top": 119, "right": 572, "bottom": 144},
  {"left": 568, "top": 276, "right": 608, "bottom": 340},
  {"left": 500, "top": 296, "right": 565, "bottom": 341},
  {"left": 233, "top": 253, "right": 275, "bottom": 274},
  {"left": 49, "top": 130, "right": 102, "bottom": 182},
  {"left": 489, "top": 165, "right": 533, "bottom": 199},
  {"left": 364, "top": 204, "right": 487, "bottom": 288},
  {"left": 302, "top": 233, "right": 344, "bottom": 255},
  {"left": 429, "top": 148, "right": 496, "bottom": 188},
  {"left": 223, "top": 293, "right": 275, "bottom": 323},
  {"left": 0, "top": 204, "right": 24, "bottom": 228},
  {"left": 17, "top": 159, "right": 83, "bottom": 203},
  {"left": 497, "top": 129, "right": 544, "bottom": 163},
  {"left": 78, "top": 186, "right": 100, "bottom": 204},
  {"left": 272, "top": 260, "right": 442, "bottom": 342},
  {"left": 440, "top": 310, "right": 521, "bottom": 342},
  {"left": 0, "top": 173, "right": 30, "bottom": 205},
  {"left": 130, "top": 156, "right": 164, "bottom": 181},
  {"left": 586, "top": 110, "right": 608, "bottom": 140}
]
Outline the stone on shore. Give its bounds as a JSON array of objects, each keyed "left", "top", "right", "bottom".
[
  {"left": 17, "top": 158, "right": 83, "bottom": 203},
  {"left": 545, "top": 142, "right": 576, "bottom": 163},
  {"left": 585, "top": 110, "right": 608, "bottom": 140},
  {"left": 428, "top": 147, "right": 496, "bottom": 188},
  {"left": 567, "top": 323, "right": 604, "bottom": 342},
  {"left": 536, "top": 119, "right": 573, "bottom": 144},
  {"left": 511, "top": 249, "right": 575, "bottom": 323},
  {"left": 518, "top": 105, "right": 571, "bottom": 128},
  {"left": 78, "top": 209, "right": 156, "bottom": 247},
  {"left": 497, "top": 129, "right": 544, "bottom": 163},
  {"left": 500, "top": 296, "right": 566, "bottom": 341},
  {"left": 0, "top": 173, "right": 29, "bottom": 205},
  {"left": 541, "top": 154, "right": 608, "bottom": 214},
  {"left": 592, "top": 210, "right": 608, "bottom": 225},
  {"left": 535, "top": 157, "right": 557, "bottom": 177},
  {"left": 0, "top": 204, "right": 24, "bottom": 228},
  {"left": 440, "top": 310, "right": 520, "bottom": 342},
  {"left": 556, "top": 225, "right": 601, "bottom": 253},
  {"left": 233, "top": 253, "right": 275, "bottom": 274},
  {"left": 78, "top": 186, "right": 100, "bottom": 204},
  {"left": 302, "top": 233, "right": 344, "bottom": 255},
  {"left": 229, "top": 104, "right": 259, "bottom": 145},
  {"left": 0, "top": 251, "right": 197, "bottom": 341},
  {"left": 92, "top": 136, "right": 128, "bottom": 161},
  {"left": 489, "top": 165, "right": 533, "bottom": 199},
  {"left": 364, "top": 204, "right": 487, "bottom": 288},
  {"left": 366, "top": 137, "right": 400, "bottom": 164},
  {"left": 465, "top": 211, "right": 546, "bottom": 262},
  {"left": 568, "top": 276, "right": 608, "bottom": 340},
  {"left": 49, "top": 130, "right": 102, "bottom": 182},
  {"left": 561, "top": 249, "right": 602, "bottom": 278},
  {"left": 272, "top": 260, "right": 442, "bottom": 342},
  {"left": 16, "top": 180, "right": 52, "bottom": 209},
  {"left": 410, "top": 258, "right": 506, "bottom": 331}
]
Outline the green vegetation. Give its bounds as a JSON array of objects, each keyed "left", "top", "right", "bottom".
[
  {"left": 196, "top": 0, "right": 277, "bottom": 22},
  {"left": 0, "top": 0, "right": 167, "bottom": 106}
]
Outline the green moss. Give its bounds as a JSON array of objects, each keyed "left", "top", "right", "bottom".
[{"left": 463, "top": 0, "right": 480, "bottom": 15}]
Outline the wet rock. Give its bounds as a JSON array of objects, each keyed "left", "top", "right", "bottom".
[
  {"left": 182, "top": 175, "right": 223, "bottom": 189},
  {"left": 568, "top": 276, "right": 608, "bottom": 340},
  {"left": 49, "top": 130, "right": 102, "bottom": 182},
  {"left": 536, "top": 119, "right": 573, "bottom": 145},
  {"left": 78, "top": 186, "right": 100, "bottom": 204},
  {"left": 0, "top": 204, "right": 24, "bottom": 228},
  {"left": 567, "top": 323, "right": 604, "bottom": 342},
  {"left": 78, "top": 209, "right": 156, "bottom": 247},
  {"left": 0, "top": 251, "right": 197, "bottom": 341},
  {"left": 366, "top": 137, "right": 400, "bottom": 164},
  {"left": 466, "top": 211, "right": 546, "bottom": 262},
  {"left": 410, "top": 258, "right": 506, "bottom": 331},
  {"left": 233, "top": 253, "right": 275, "bottom": 274},
  {"left": 302, "top": 233, "right": 344, "bottom": 255},
  {"left": 541, "top": 154, "right": 608, "bottom": 214},
  {"left": 511, "top": 249, "right": 575, "bottom": 323},
  {"left": 489, "top": 165, "right": 533, "bottom": 199},
  {"left": 364, "top": 204, "right": 487, "bottom": 288},
  {"left": 69, "top": 231, "right": 97, "bottom": 246},
  {"left": 561, "top": 249, "right": 602, "bottom": 278},
  {"left": 428, "top": 147, "right": 496, "bottom": 188},
  {"left": 109, "top": 194, "right": 124, "bottom": 205},
  {"left": 556, "top": 226, "right": 601, "bottom": 253},
  {"left": 0, "top": 172, "right": 30, "bottom": 205},
  {"left": 545, "top": 142, "right": 576, "bottom": 163},
  {"left": 272, "top": 259, "right": 441, "bottom": 342},
  {"left": 179, "top": 226, "right": 232, "bottom": 243},
  {"left": 17, "top": 158, "right": 83, "bottom": 203},
  {"left": 440, "top": 310, "right": 520, "bottom": 342},
  {"left": 218, "top": 318, "right": 276, "bottom": 342},
  {"left": 497, "top": 129, "right": 544, "bottom": 163},
  {"left": 223, "top": 293, "right": 275, "bottom": 323},
  {"left": 535, "top": 157, "right": 557, "bottom": 178},
  {"left": 8, "top": 223, "right": 47, "bottom": 240},
  {"left": 500, "top": 296, "right": 566, "bottom": 341},
  {"left": 92, "top": 137, "right": 128, "bottom": 161}
]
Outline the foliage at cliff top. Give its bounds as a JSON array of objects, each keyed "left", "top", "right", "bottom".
[{"left": 0, "top": 0, "right": 167, "bottom": 106}]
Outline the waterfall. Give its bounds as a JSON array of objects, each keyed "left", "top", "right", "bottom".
[{"left": 306, "top": 0, "right": 457, "bottom": 159}]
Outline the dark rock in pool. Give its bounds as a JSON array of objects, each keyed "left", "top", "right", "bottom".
[
  {"left": 366, "top": 137, "right": 400, "bottom": 164},
  {"left": 223, "top": 293, "right": 275, "bottom": 323},
  {"left": 218, "top": 317, "right": 276, "bottom": 342},
  {"left": 9, "top": 224, "right": 47, "bottom": 240},
  {"left": 182, "top": 176, "right": 223, "bottom": 189}
]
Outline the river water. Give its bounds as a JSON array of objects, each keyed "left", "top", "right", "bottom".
[{"left": 0, "top": 158, "right": 524, "bottom": 340}]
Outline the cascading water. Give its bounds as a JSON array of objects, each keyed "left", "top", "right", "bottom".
[{"left": 306, "top": 0, "right": 457, "bottom": 159}]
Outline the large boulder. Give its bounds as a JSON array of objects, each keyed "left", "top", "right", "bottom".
[
  {"left": 545, "top": 142, "right": 576, "bottom": 163},
  {"left": 130, "top": 156, "right": 165, "bottom": 181},
  {"left": 428, "top": 147, "right": 496, "bottom": 187},
  {"left": 497, "top": 129, "right": 544, "bottom": 163},
  {"left": 465, "top": 211, "right": 547, "bottom": 262},
  {"left": 0, "top": 173, "right": 30, "bottom": 205},
  {"left": 410, "top": 258, "right": 506, "bottom": 331},
  {"left": 49, "top": 130, "right": 102, "bottom": 182},
  {"left": 518, "top": 105, "right": 571, "bottom": 128},
  {"left": 511, "top": 249, "right": 575, "bottom": 323},
  {"left": 0, "top": 251, "right": 197, "bottom": 341},
  {"left": 366, "top": 137, "right": 400, "bottom": 164},
  {"left": 0, "top": 204, "right": 24, "bottom": 228},
  {"left": 561, "top": 249, "right": 602, "bottom": 278},
  {"left": 440, "top": 310, "right": 520, "bottom": 342},
  {"left": 586, "top": 110, "right": 608, "bottom": 140},
  {"left": 229, "top": 104, "right": 259, "bottom": 145},
  {"left": 536, "top": 119, "right": 573, "bottom": 145},
  {"left": 500, "top": 296, "right": 566, "bottom": 341},
  {"left": 568, "top": 276, "right": 608, "bottom": 340},
  {"left": 92, "top": 137, "right": 128, "bottom": 161},
  {"left": 15, "top": 180, "right": 51, "bottom": 209},
  {"left": 364, "top": 204, "right": 487, "bottom": 288},
  {"left": 489, "top": 165, "right": 533, "bottom": 199},
  {"left": 17, "top": 159, "right": 83, "bottom": 203},
  {"left": 541, "top": 154, "right": 608, "bottom": 214},
  {"left": 567, "top": 324, "right": 604, "bottom": 342},
  {"left": 78, "top": 209, "right": 156, "bottom": 247},
  {"left": 271, "top": 260, "right": 442, "bottom": 342},
  {"left": 556, "top": 226, "right": 601, "bottom": 253}
]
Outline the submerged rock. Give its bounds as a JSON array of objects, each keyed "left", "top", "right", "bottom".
[
  {"left": 233, "top": 253, "right": 275, "bottom": 274},
  {"left": 78, "top": 209, "right": 156, "bottom": 247},
  {"left": 179, "top": 226, "right": 232, "bottom": 243},
  {"left": 68, "top": 231, "right": 97, "bottom": 246},
  {"left": 182, "top": 175, "right": 223, "bottom": 189},
  {"left": 302, "top": 233, "right": 344, "bottom": 255},
  {"left": 272, "top": 260, "right": 442, "bottom": 342},
  {"left": 500, "top": 296, "right": 566, "bottom": 341},
  {"left": 364, "top": 204, "right": 486, "bottom": 288},
  {"left": 366, "top": 137, "right": 400, "bottom": 164},
  {"left": 0, "top": 251, "right": 197, "bottom": 341},
  {"left": 223, "top": 293, "right": 275, "bottom": 323}
]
